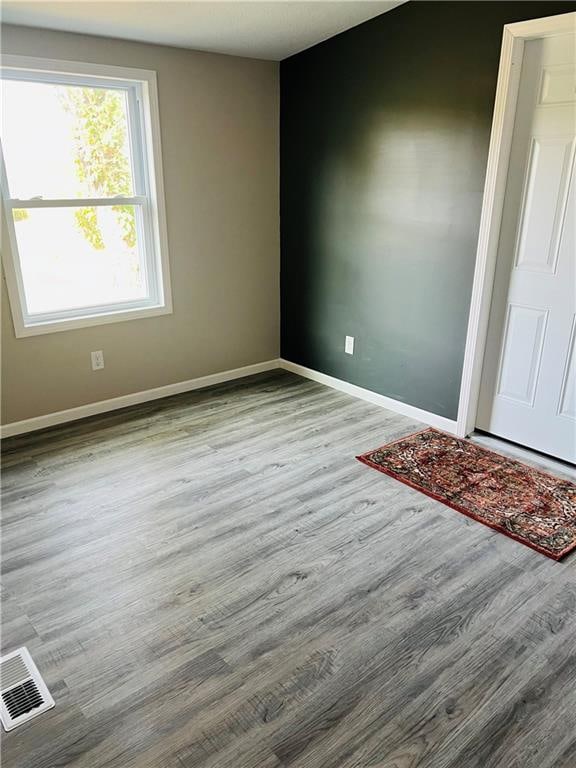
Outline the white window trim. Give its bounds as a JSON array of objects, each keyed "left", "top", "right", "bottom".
[{"left": 0, "top": 54, "right": 173, "bottom": 337}]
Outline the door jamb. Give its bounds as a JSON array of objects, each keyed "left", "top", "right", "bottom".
[{"left": 456, "top": 11, "right": 575, "bottom": 438}]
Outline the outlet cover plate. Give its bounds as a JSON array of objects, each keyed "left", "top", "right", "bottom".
[{"left": 91, "top": 350, "right": 105, "bottom": 370}]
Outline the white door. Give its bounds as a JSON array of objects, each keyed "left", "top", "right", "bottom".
[{"left": 477, "top": 31, "right": 576, "bottom": 463}]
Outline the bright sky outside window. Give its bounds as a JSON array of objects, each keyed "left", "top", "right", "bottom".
[{"left": 0, "top": 58, "right": 171, "bottom": 336}]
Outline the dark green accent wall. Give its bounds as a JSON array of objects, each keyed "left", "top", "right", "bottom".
[{"left": 280, "top": 1, "right": 575, "bottom": 420}]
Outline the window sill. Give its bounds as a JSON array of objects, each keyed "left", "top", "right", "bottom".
[{"left": 12, "top": 302, "right": 173, "bottom": 338}]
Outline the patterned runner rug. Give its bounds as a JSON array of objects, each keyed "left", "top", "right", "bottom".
[{"left": 357, "top": 428, "right": 576, "bottom": 560}]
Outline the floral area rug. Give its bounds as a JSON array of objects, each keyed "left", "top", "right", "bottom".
[{"left": 357, "top": 428, "right": 576, "bottom": 560}]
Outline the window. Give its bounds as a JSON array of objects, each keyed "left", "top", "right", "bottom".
[{"left": 0, "top": 56, "right": 172, "bottom": 336}]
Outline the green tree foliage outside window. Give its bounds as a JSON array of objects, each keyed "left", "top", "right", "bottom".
[
  {"left": 59, "top": 86, "right": 136, "bottom": 250},
  {"left": 13, "top": 209, "right": 29, "bottom": 222}
]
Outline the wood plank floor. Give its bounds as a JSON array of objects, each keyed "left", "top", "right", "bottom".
[{"left": 2, "top": 370, "right": 575, "bottom": 768}]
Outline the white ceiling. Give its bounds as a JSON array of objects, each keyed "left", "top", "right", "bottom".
[{"left": 1, "top": 1, "right": 406, "bottom": 61}]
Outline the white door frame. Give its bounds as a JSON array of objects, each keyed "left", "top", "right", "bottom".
[{"left": 456, "top": 11, "right": 576, "bottom": 438}]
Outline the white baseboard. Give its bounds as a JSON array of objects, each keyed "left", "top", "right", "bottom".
[
  {"left": 0, "top": 359, "right": 281, "bottom": 438},
  {"left": 1, "top": 356, "right": 458, "bottom": 439},
  {"left": 279, "top": 359, "right": 459, "bottom": 434}
]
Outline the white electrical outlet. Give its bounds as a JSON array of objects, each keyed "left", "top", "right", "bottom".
[
  {"left": 345, "top": 336, "right": 354, "bottom": 355},
  {"left": 91, "top": 350, "right": 105, "bottom": 370}
]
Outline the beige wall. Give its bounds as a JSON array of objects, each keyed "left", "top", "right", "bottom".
[{"left": 1, "top": 24, "right": 279, "bottom": 425}]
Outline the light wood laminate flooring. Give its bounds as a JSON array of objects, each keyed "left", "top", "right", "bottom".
[{"left": 2, "top": 371, "right": 575, "bottom": 768}]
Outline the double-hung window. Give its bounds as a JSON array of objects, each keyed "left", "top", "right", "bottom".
[{"left": 0, "top": 56, "right": 172, "bottom": 336}]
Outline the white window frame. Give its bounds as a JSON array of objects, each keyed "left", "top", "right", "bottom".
[{"left": 0, "top": 55, "right": 172, "bottom": 337}]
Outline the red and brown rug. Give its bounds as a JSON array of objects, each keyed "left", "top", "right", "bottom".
[{"left": 357, "top": 428, "right": 576, "bottom": 560}]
